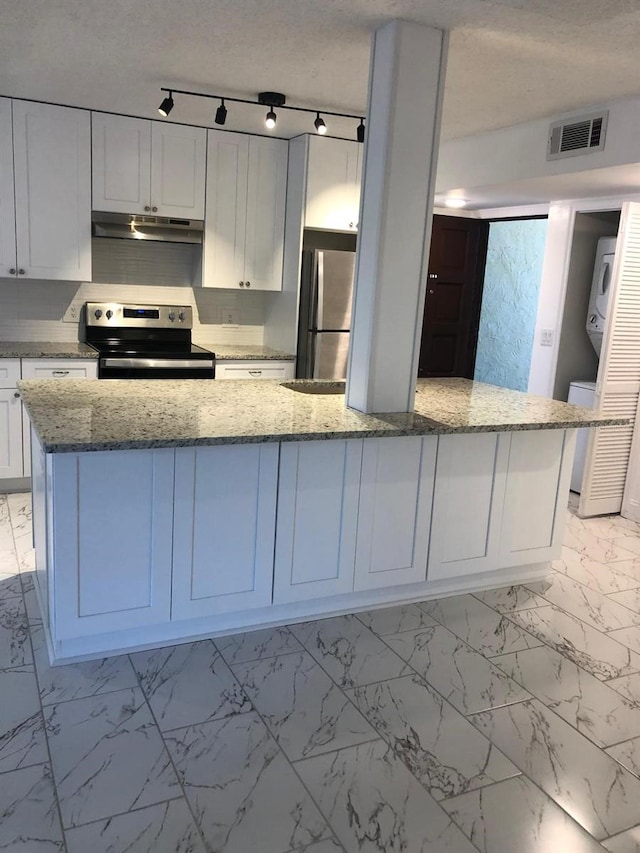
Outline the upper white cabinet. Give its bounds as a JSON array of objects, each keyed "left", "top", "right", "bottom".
[
  {"left": 0, "top": 99, "right": 91, "bottom": 281},
  {"left": 203, "top": 130, "right": 288, "bottom": 291},
  {"left": 92, "top": 114, "right": 206, "bottom": 219},
  {"left": 305, "top": 136, "right": 362, "bottom": 232}
]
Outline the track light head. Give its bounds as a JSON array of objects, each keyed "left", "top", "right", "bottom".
[
  {"left": 215, "top": 99, "right": 227, "bottom": 126},
  {"left": 158, "top": 92, "right": 174, "bottom": 117},
  {"left": 314, "top": 113, "right": 327, "bottom": 135},
  {"left": 265, "top": 109, "right": 277, "bottom": 130},
  {"left": 357, "top": 118, "right": 365, "bottom": 144}
]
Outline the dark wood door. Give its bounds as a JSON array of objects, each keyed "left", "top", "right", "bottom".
[{"left": 418, "top": 215, "right": 489, "bottom": 378}]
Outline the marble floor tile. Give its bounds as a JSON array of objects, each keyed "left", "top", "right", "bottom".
[
  {"left": 299, "top": 840, "right": 344, "bottom": 852},
  {"left": 23, "top": 579, "right": 42, "bottom": 624},
  {"left": 0, "top": 570, "right": 24, "bottom": 600},
  {"left": 606, "top": 737, "right": 640, "bottom": 777},
  {"left": 564, "top": 524, "right": 639, "bottom": 563},
  {"left": 607, "top": 673, "right": 640, "bottom": 704},
  {"left": 347, "top": 673, "right": 520, "bottom": 800},
  {"left": 552, "top": 546, "right": 640, "bottom": 595},
  {"left": 568, "top": 512, "right": 640, "bottom": 541},
  {"left": 354, "top": 603, "right": 437, "bottom": 635},
  {"left": 164, "top": 711, "right": 330, "bottom": 853},
  {"left": 613, "top": 537, "right": 640, "bottom": 558},
  {"left": 289, "top": 614, "right": 407, "bottom": 689},
  {"left": 609, "top": 626, "right": 640, "bottom": 655},
  {"left": 610, "top": 559, "right": 640, "bottom": 584},
  {"left": 473, "top": 584, "right": 548, "bottom": 613},
  {"left": 232, "top": 650, "right": 377, "bottom": 760},
  {"left": 420, "top": 594, "right": 542, "bottom": 657},
  {"left": 469, "top": 697, "right": 640, "bottom": 839},
  {"left": 0, "top": 664, "right": 47, "bottom": 773},
  {"left": 0, "top": 593, "right": 31, "bottom": 669},
  {"left": 30, "top": 623, "right": 138, "bottom": 706},
  {"left": 215, "top": 625, "right": 303, "bottom": 665},
  {"left": 528, "top": 571, "right": 640, "bottom": 631},
  {"left": 64, "top": 798, "right": 206, "bottom": 853},
  {"left": 131, "top": 640, "right": 251, "bottom": 731},
  {"left": 510, "top": 605, "right": 640, "bottom": 680},
  {"left": 295, "top": 739, "right": 478, "bottom": 853},
  {"left": 441, "top": 775, "right": 606, "bottom": 853},
  {"left": 385, "top": 624, "right": 531, "bottom": 715},
  {"left": 604, "top": 826, "right": 640, "bottom": 852},
  {"left": 0, "top": 763, "right": 64, "bottom": 851},
  {"left": 609, "top": 588, "right": 640, "bottom": 614},
  {"left": 492, "top": 644, "right": 640, "bottom": 747},
  {"left": 0, "top": 548, "right": 19, "bottom": 575},
  {"left": 44, "top": 687, "right": 180, "bottom": 828}
]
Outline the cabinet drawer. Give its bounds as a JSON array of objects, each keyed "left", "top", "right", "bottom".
[
  {"left": 21, "top": 358, "right": 98, "bottom": 380},
  {"left": 0, "top": 359, "right": 20, "bottom": 388},
  {"left": 215, "top": 360, "right": 294, "bottom": 380}
]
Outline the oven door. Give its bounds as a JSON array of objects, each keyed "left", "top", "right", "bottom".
[{"left": 99, "top": 357, "right": 215, "bottom": 379}]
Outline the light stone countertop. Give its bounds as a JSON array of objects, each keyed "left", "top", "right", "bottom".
[
  {"left": 0, "top": 341, "right": 99, "bottom": 359},
  {"left": 17, "top": 376, "right": 628, "bottom": 454},
  {"left": 195, "top": 344, "right": 296, "bottom": 361}
]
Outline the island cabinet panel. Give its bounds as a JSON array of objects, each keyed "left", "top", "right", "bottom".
[
  {"left": 51, "top": 449, "right": 174, "bottom": 639},
  {"left": 273, "top": 439, "right": 362, "bottom": 603},
  {"left": 428, "top": 432, "right": 509, "bottom": 581},
  {"left": 500, "top": 429, "right": 575, "bottom": 567},
  {"left": 0, "top": 388, "right": 23, "bottom": 479},
  {"left": 354, "top": 436, "right": 437, "bottom": 590},
  {"left": 172, "top": 444, "right": 278, "bottom": 618}
]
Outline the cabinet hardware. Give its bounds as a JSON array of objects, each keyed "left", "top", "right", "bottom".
[
  {"left": 428, "top": 273, "right": 438, "bottom": 279},
  {"left": 239, "top": 281, "right": 245, "bottom": 287},
  {"left": 18, "top": 269, "right": 25, "bottom": 275},
  {"left": 144, "top": 205, "right": 151, "bottom": 212},
  {"left": 152, "top": 206, "right": 158, "bottom": 212},
  {"left": 9, "top": 268, "right": 15, "bottom": 275},
  {"left": 13, "top": 391, "right": 19, "bottom": 399},
  {"left": 245, "top": 281, "right": 251, "bottom": 287},
  {"left": 52, "top": 370, "right": 70, "bottom": 377},
  {"left": 248, "top": 370, "right": 262, "bottom": 376}
]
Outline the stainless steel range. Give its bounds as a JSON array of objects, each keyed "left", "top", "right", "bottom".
[{"left": 84, "top": 302, "right": 215, "bottom": 379}]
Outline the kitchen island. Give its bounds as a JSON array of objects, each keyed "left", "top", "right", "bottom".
[{"left": 19, "top": 377, "right": 625, "bottom": 663}]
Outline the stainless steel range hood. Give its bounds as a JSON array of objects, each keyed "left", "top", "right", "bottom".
[{"left": 92, "top": 211, "right": 204, "bottom": 244}]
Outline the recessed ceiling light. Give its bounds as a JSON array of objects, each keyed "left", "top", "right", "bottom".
[{"left": 444, "top": 198, "right": 467, "bottom": 209}]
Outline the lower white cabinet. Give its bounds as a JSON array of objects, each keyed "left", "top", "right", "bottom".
[
  {"left": 215, "top": 360, "right": 295, "bottom": 380},
  {"left": 172, "top": 444, "right": 279, "bottom": 618},
  {"left": 50, "top": 449, "right": 174, "bottom": 639},
  {"left": 354, "top": 436, "right": 436, "bottom": 590},
  {"left": 428, "top": 433, "right": 509, "bottom": 581},
  {"left": 0, "top": 387, "right": 24, "bottom": 479},
  {"left": 273, "top": 439, "right": 362, "bottom": 603}
]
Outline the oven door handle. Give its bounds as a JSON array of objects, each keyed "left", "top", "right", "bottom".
[{"left": 102, "top": 358, "right": 215, "bottom": 370}]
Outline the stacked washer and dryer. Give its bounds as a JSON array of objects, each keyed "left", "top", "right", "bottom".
[{"left": 568, "top": 236, "right": 617, "bottom": 492}]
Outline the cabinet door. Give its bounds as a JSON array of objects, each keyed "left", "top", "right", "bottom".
[
  {"left": 0, "top": 388, "right": 23, "bottom": 479},
  {"left": 92, "top": 113, "right": 151, "bottom": 214},
  {"left": 305, "top": 136, "right": 360, "bottom": 232},
  {"left": 354, "top": 436, "right": 436, "bottom": 590},
  {"left": 13, "top": 101, "right": 91, "bottom": 280},
  {"left": 51, "top": 449, "right": 174, "bottom": 639},
  {"left": 0, "top": 98, "right": 17, "bottom": 278},
  {"left": 203, "top": 130, "right": 249, "bottom": 288},
  {"left": 500, "top": 430, "right": 575, "bottom": 567},
  {"left": 150, "top": 122, "right": 206, "bottom": 219},
  {"left": 244, "top": 136, "right": 287, "bottom": 291},
  {"left": 172, "top": 444, "right": 278, "bottom": 618},
  {"left": 428, "top": 433, "right": 509, "bottom": 581},
  {"left": 273, "top": 439, "right": 362, "bottom": 603},
  {"left": 215, "top": 360, "right": 295, "bottom": 380}
]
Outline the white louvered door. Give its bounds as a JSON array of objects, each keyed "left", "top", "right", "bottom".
[{"left": 580, "top": 202, "right": 640, "bottom": 517}]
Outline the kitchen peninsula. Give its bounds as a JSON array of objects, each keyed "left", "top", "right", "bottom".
[{"left": 19, "top": 377, "right": 625, "bottom": 663}]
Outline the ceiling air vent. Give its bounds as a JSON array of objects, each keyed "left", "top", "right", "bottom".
[{"left": 547, "top": 111, "right": 608, "bottom": 161}]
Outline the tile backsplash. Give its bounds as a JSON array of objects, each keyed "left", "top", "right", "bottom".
[{"left": 0, "top": 279, "right": 268, "bottom": 346}]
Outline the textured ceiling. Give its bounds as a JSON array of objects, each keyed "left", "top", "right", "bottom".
[{"left": 1, "top": 0, "right": 640, "bottom": 141}]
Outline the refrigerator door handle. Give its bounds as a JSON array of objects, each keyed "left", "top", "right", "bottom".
[{"left": 316, "top": 251, "right": 325, "bottom": 331}]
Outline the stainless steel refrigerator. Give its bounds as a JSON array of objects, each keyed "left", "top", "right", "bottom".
[{"left": 296, "top": 232, "right": 357, "bottom": 379}]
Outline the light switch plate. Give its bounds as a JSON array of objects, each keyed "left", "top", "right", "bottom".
[{"left": 540, "top": 328, "right": 554, "bottom": 347}]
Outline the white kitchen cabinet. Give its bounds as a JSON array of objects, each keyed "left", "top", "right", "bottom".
[
  {"left": 1, "top": 100, "right": 91, "bottom": 281},
  {"left": 354, "top": 436, "right": 437, "bottom": 590},
  {"left": 50, "top": 448, "right": 174, "bottom": 639},
  {"left": 305, "top": 136, "right": 362, "bottom": 232},
  {"left": 92, "top": 113, "right": 206, "bottom": 219},
  {"left": 0, "top": 359, "right": 24, "bottom": 479},
  {"left": 172, "top": 444, "right": 278, "bottom": 619},
  {"left": 273, "top": 439, "right": 362, "bottom": 603},
  {"left": 428, "top": 433, "right": 509, "bottom": 581},
  {"left": 215, "top": 360, "right": 295, "bottom": 380},
  {"left": 204, "top": 130, "right": 287, "bottom": 291}
]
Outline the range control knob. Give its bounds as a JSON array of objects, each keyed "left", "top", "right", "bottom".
[
  {"left": 168, "top": 312, "right": 176, "bottom": 321},
  {"left": 106, "top": 310, "right": 113, "bottom": 319},
  {"left": 178, "top": 311, "right": 185, "bottom": 322},
  {"left": 94, "top": 309, "right": 103, "bottom": 319},
  {"left": 589, "top": 314, "right": 597, "bottom": 324}
]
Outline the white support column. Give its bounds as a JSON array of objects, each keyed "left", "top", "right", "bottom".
[{"left": 346, "top": 20, "right": 448, "bottom": 413}]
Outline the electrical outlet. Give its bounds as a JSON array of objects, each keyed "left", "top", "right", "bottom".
[
  {"left": 540, "top": 328, "right": 554, "bottom": 347},
  {"left": 223, "top": 308, "right": 239, "bottom": 327},
  {"left": 63, "top": 304, "right": 80, "bottom": 323}
]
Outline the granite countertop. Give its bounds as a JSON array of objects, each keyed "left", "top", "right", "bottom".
[
  {"left": 17, "top": 376, "right": 627, "bottom": 454},
  {"left": 196, "top": 344, "right": 296, "bottom": 361},
  {"left": 0, "top": 342, "right": 99, "bottom": 359}
]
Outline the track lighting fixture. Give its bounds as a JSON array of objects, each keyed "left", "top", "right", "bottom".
[
  {"left": 157, "top": 87, "right": 365, "bottom": 139},
  {"left": 158, "top": 92, "right": 174, "bottom": 117},
  {"left": 314, "top": 113, "right": 327, "bottom": 135},
  {"left": 265, "top": 109, "right": 277, "bottom": 130},
  {"left": 215, "top": 99, "right": 227, "bottom": 126}
]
